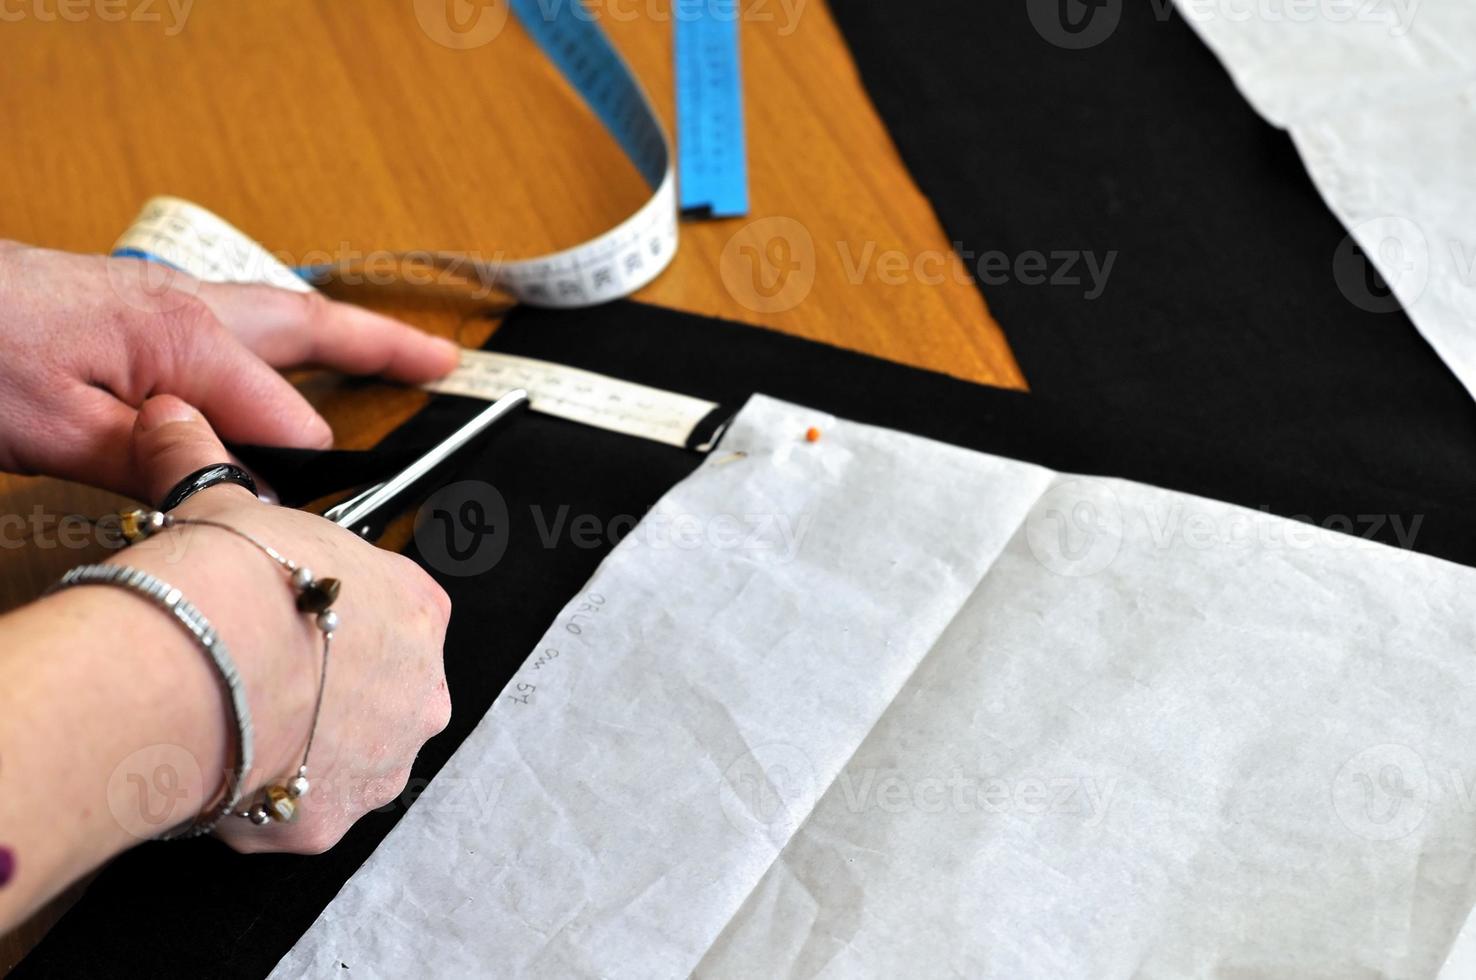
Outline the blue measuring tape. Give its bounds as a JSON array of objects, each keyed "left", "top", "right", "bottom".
[
  {"left": 674, "top": 2, "right": 749, "bottom": 218},
  {"left": 111, "top": 2, "right": 678, "bottom": 309}
]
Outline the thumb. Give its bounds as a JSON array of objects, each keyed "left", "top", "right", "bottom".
[{"left": 131, "top": 395, "right": 240, "bottom": 507}]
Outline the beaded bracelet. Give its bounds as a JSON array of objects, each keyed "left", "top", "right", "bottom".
[
  {"left": 118, "top": 507, "right": 339, "bottom": 827},
  {"left": 48, "top": 564, "right": 253, "bottom": 838}
]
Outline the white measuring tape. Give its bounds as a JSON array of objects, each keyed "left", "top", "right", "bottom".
[
  {"left": 427, "top": 350, "right": 724, "bottom": 449},
  {"left": 113, "top": 0, "right": 677, "bottom": 309}
]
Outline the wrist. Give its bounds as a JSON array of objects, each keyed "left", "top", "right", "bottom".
[{"left": 0, "top": 583, "right": 229, "bottom": 924}]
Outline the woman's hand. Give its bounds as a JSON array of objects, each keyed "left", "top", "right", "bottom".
[
  {"left": 0, "top": 395, "right": 454, "bottom": 926},
  {"left": 0, "top": 240, "right": 460, "bottom": 501},
  {"left": 121, "top": 395, "right": 455, "bottom": 855}
]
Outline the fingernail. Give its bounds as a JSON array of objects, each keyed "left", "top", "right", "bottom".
[
  {"left": 137, "top": 397, "right": 200, "bottom": 432},
  {"left": 309, "top": 414, "right": 335, "bottom": 449},
  {"left": 433, "top": 337, "right": 461, "bottom": 361}
]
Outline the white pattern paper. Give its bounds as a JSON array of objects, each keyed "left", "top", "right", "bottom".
[
  {"left": 275, "top": 396, "right": 1476, "bottom": 978},
  {"left": 1172, "top": 0, "right": 1476, "bottom": 403}
]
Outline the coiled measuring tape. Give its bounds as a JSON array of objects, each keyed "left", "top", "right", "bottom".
[
  {"left": 111, "top": 2, "right": 736, "bottom": 450},
  {"left": 112, "top": 0, "right": 676, "bottom": 309}
]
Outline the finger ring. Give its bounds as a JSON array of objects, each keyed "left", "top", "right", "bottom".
[{"left": 159, "top": 463, "right": 259, "bottom": 512}]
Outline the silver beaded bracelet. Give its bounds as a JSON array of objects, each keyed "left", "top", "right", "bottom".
[
  {"left": 49, "top": 563, "right": 254, "bottom": 838},
  {"left": 54, "top": 507, "right": 341, "bottom": 835}
]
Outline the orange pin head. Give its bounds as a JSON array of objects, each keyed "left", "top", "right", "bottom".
[{"left": 805, "top": 426, "right": 822, "bottom": 443}]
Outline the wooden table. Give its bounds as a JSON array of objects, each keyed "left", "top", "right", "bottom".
[{"left": 0, "top": 0, "right": 1021, "bottom": 968}]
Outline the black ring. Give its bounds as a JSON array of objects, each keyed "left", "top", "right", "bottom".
[{"left": 159, "top": 464, "right": 259, "bottom": 512}]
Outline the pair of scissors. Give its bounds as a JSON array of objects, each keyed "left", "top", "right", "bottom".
[{"left": 322, "top": 389, "right": 529, "bottom": 539}]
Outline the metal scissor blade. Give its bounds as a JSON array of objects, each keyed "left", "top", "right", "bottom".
[{"left": 323, "top": 388, "right": 529, "bottom": 538}]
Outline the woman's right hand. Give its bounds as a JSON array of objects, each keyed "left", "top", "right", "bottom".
[{"left": 121, "top": 394, "right": 453, "bottom": 854}]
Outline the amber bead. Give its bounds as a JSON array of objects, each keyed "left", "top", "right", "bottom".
[{"left": 265, "top": 785, "right": 297, "bottom": 823}]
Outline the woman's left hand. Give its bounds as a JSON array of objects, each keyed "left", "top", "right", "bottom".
[{"left": 0, "top": 241, "right": 461, "bottom": 500}]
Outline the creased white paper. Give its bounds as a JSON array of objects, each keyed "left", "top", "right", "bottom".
[
  {"left": 275, "top": 396, "right": 1476, "bottom": 978},
  {"left": 1171, "top": 0, "right": 1476, "bottom": 403}
]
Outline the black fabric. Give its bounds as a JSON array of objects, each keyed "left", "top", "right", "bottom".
[
  {"left": 823, "top": 0, "right": 1476, "bottom": 514},
  {"left": 231, "top": 441, "right": 429, "bottom": 511},
  {"left": 21, "top": 3, "right": 1476, "bottom": 974}
]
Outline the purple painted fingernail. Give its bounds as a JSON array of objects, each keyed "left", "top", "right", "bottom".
[{"left": 0, "top": 846, "right": 14, "bottom": 887}]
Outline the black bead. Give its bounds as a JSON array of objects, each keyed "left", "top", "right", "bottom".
[{"left": 296, "top": 577, "right": 340, "bottom": 614}]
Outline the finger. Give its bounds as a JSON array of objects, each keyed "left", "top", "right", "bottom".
[
  {"left": 124, "top": 297, "right": 334, "bottom": 451},
  {"left": 129, "top": 395, "right": 250, "bottom": 507},
  {"left": 193, "top": 281, "right": 461, "bottom": 383}
]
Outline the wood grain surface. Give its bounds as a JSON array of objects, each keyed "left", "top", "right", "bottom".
[{"left": 0, "top": 0, "right": 1021, "bottom": 967}]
